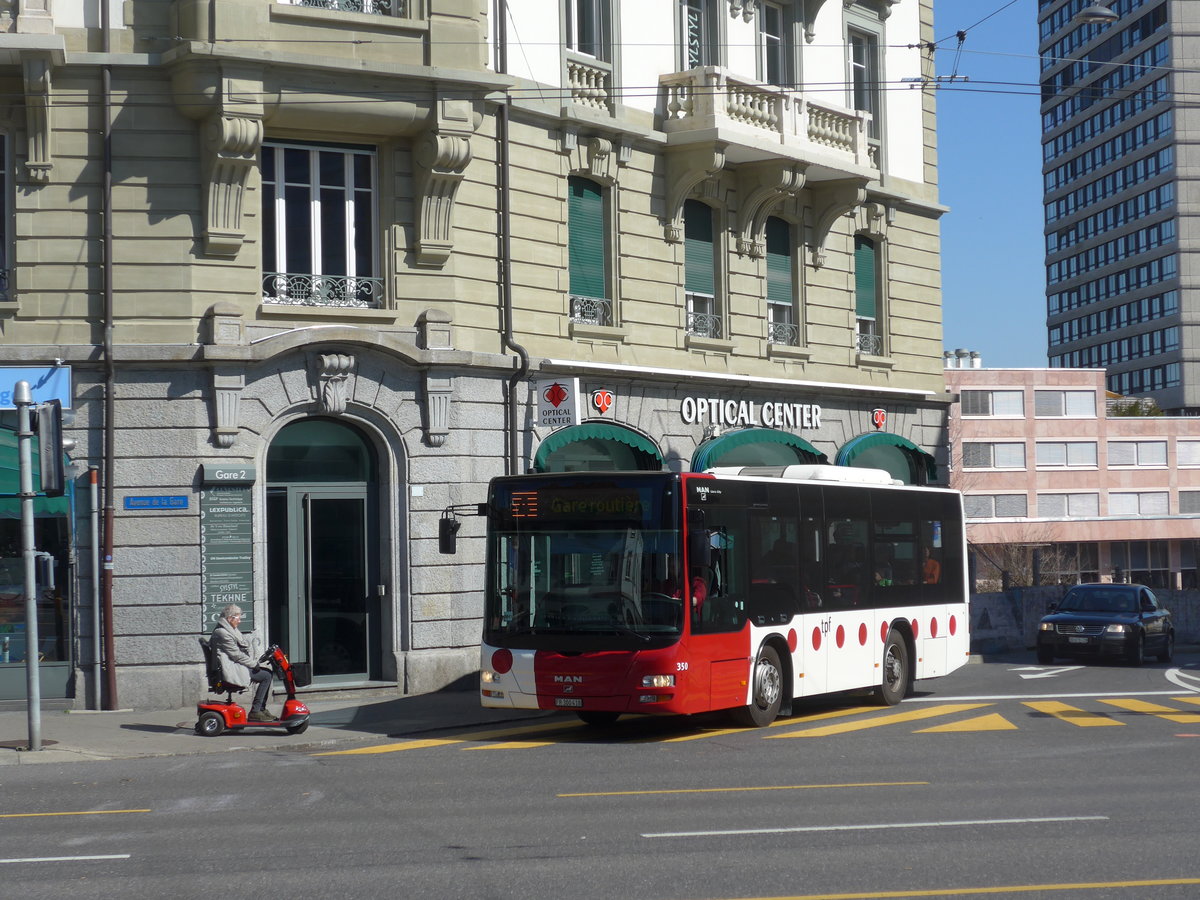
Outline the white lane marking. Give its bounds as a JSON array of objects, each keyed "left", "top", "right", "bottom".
[
  {"left": 911, "top": 690, "right": 1183, "bottom": 703},
  {"left": 1008, "top": 666, "right": 1083, "bottom": 680},
  {"left": 0, "top": 854, "right": 130, "bottom": 864},
  {"left": 1166, "top": 668, "right": 1200, "bottom": 693},
  {"left": 642, "top": 815, "right": 1108, "bottom": 839}
]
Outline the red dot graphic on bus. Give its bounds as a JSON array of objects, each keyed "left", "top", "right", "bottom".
[
  {"left": 491, "top": 648, "right": 513, "bottom": 674},
  {"left": 949, "top": 615, "right": 958, "bottom": 636},
  {"left": 858, "top": 623, "right": 868, "bottom": 646},
  {"left": 812, "top": 627, "right": 822, "bottom": 651},
  {"left": 788, "top": 629, "right": 798, "bottom": 653},
  {"left": 911, "top": 619, "right": 919, "bottom": 639},
  {"left": 880, "top": 623, "right": 889, "bottom": 644},
  {"left": 930, "top": 618, "right": 938, "bottom": 639},
  {"left": 835, "top": 625, "right": 845, "bottom": 648}
]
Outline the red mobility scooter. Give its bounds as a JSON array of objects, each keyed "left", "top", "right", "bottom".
[{"left": 196, "top": 639, "right": 312, "bottom": 736}]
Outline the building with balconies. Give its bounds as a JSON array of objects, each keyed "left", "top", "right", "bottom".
[{"left": 0, "top": 0, "right": 951, "bottom": 708}]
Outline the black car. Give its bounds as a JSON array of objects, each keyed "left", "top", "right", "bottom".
[{"left": 1036, "top": 583, "right": 1173, "bottom": 666}]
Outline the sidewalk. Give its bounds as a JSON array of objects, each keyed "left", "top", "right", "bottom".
[{"left": 0, "top": 686, "right": 557, "bottom": 766}]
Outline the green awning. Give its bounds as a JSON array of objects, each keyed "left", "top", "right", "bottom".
[
  {"left": 835, "top": 432, "right": 937, "bottom": 485},
  {"left": 533, "top": 423, "right": 664, "bottom": 472},
  {"left": 0, "top": 428, "right": 71, "bottom": 519},
  {"left": 691, "top": 427, "right": 828, "bottom": 472}
]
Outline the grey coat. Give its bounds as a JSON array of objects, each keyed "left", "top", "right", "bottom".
[{"left": 210, "top": 617, "right": 259, "bottom": 689}]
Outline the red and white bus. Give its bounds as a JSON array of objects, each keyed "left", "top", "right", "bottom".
[{"left": 479, "top": 465, "right": 969, "bottom": 726}]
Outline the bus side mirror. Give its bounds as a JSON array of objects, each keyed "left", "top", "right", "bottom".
[{"left": 439, "top": 517, "right": 461, "bottom": 555}]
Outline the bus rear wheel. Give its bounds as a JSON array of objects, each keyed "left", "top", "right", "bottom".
[
  {"left": 875, "top": 631, "right": 909, "bottom": 706},
  {"left": 733, "top": 644, "right": 783, "bottom": 727}
]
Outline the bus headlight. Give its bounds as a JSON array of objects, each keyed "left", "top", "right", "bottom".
[{"left": 642, "top": 674, "right": 675, "bottom": 688}]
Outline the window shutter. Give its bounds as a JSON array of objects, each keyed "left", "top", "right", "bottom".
[
  {"left": 568, "top": 177, "right": 607, "bottom": 299},
  {"left": 854, "top": 235, "right": 876, "bottom": 319},
  {"left": 684, "top": 200, "right": 715, "bottom": 295},
  {"left": 765, "top": 217, "right": 791, "bottom": 304}
]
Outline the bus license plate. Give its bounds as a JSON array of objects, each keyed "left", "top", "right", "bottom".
[
  {"left": 1068, "top": 636, "right": 1089, "bottom": 644},
  {"left": 554, "top": 698, "right": 583, "bottom": 708}
]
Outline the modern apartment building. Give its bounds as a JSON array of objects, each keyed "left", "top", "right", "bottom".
[
  {"left": 945, "top": 365, "right": 1200, "bottom": 591},
  {"left": 1039, "top": 0, "right": 1200, "bottom": 412},
  {"left": 0, "top": 0, "right": 950, "bottom": 708}
]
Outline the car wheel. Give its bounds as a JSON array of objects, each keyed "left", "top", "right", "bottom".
[
  {"left": 1127, "top": 633, "right": 1145, "bottom": 667},
  {"left": 732, "top": 644, "right": 784, "bottom": 727},
  {"left": 1157, "top": 631, "right": 1174, "bottom": 664},
  {"left": 1036, "top": 646, "right": 1055, "bottom": 664},
  {"left": 874, "top": 631, "right": 910, "bottom": 706}
]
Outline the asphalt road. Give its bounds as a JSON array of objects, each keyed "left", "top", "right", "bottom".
[{"left": 4, "top": 652, "right": 1200, "bottom": 900}]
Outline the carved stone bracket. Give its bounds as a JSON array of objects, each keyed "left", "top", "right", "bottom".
[
  {"left": 315, "top": 353, "right": 355, "bottom": 416},
  {"left": 211, "top": 370, "right": 245, "bottom": 449},
  {"left": 423, "top": 374, "right": 453, "bottom": 448},
  {"left": 560, "top": 131, "right": 627, "bottom": 185},
  {"left": 855, "top": 200, "right": 890, "bottom": 241},
  {"left": 808, "top": 179, "right": 868, "bottom": 268},
  {"left": 663, "top": 144, "right": 727, "bottom": 242},
  {"left": 22, "top": 54, "right": 53, "bottom": 183},
  {"left": 729, "top": 0, "right": 759, "bottom": 22},
  {"left": 736, "top": 161, "right": 806, "bottom": 257},
  {"left": 413, "top": 98, "right": 478, "bottom": 268},
  {"left": 202, "top": 114, "right": 263, "bottom": 257}
]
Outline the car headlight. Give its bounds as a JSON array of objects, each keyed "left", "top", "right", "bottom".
[
  {"left": 1039, "top": 622, "right": 1055, "bottom": 631},
  {"left": 1104, "top": 623, "right": 1128, "bottom": 634}
]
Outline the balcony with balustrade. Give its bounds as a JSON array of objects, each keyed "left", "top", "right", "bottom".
[{"left": 659, "top": 67, "right": 877, "bottom": 178}]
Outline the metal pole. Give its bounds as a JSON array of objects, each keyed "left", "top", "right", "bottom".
[
  {"left": 14, "top": 381, "right": 41, "bottom": 751},
  {"left": 90, "top": 467, "right": 101, "bottom": 710}
]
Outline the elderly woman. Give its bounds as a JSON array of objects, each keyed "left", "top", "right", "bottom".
[{"left": 210, "top": 604, "right": 274, "bottom": 722}]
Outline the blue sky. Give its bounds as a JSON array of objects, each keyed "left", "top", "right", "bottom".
[{"left": 934, "top": 0, "right": 1047, "bottom": 368}]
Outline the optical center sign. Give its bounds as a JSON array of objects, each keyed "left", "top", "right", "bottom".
[
  {"left": 200, "top": 465, "right": 256, "bottom": 630},
  {"left": 680, "top": 396, "right": 822, "bottom": 430}
]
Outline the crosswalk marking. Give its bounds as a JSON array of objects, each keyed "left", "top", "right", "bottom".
[
  {"left": 766, "top": 703, "right": 992, "bottom": 739},
  {"left": 916, "top": 713, "right": 1018, "bottom": 733},
  {"left": 1022, "top": 700, "right": 1123, "bottom": 727},
  {"left": 1099, "top": 698, "right": 1200, "bottom": 724}
]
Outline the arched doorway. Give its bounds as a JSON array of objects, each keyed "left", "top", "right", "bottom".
[
  {"left": 265, "top": 418, "right": 381, "bottom": 682},
  {"left": 532, "top": 423, "right": 664, "bottom": 472}
]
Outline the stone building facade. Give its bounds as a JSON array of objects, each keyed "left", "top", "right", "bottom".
[{"left": 0, "top": 0, "right": 952, "bottom": 708}]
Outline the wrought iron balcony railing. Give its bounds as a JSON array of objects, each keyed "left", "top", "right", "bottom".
[
  {"left": 856, "top": 329, "right": 883, "bottom": 356},
  {"left": 660, "top": 67, "right": 875, "bottom": 171},
  {"left": 262, "top": 273, "right": 384, "bottom": 308},
  {"left": 569, "top": 295, "right": 613, "bottom": 327},
  {"left": 687, "top": 313, "right": 723, "bottom": 340},
  {"left": 768, "top": 321, "right": 799, "bottom": 346},
  {"left": 278, "top": 0, "right": 406, "bottom": 14}
]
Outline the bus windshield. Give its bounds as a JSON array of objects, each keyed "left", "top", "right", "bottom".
[{"left": 485, "top": 474, "right": 683, "bottom": 647}]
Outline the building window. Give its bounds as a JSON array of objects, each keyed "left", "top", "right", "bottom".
[
  {"left": 681, "top": 0, "right": 719, "bottom": 69},
  {"left": 567, "top": 176, "right": 611, "bottom": 326},
  {"left": 1038, "top": 493, "right": 1099, "bottom": 518},
  {"left": 1178, "top": 441, "right": 1200, "bottom": 466},
  {"left": 848, "top": 27, "right": 881, "bottom": 162},
  {"left": 1110, "top": 540, "right": 1171, "bottom": 588},
  {"left": 1108, "top": 440, "right": 1167, "bottom": 467},
  {"left": 261, "top": 141, "right": 381, "bottom": 307},
  {"left": 962, "top": 442, "right": 1026, "bottom": 469},
  {"left": 684, "top": 199, "right": 720, "bottom": 338},
  {"left": 1033, "top": 389, "right": 1095, "bottom": 417},
  {"left": 854, "top": 235, "right": 881, "bottom": 355},
  {"left": 1036, "top": 441, "right": 1097, "bottom": 467},
  {"left": 764, "top": 216, "right": 797, "bottom": 345},
  {"left": 760, "top": 1, "right": 790, "bottom": 86},
  {"left": 566, "top": 0, "right": 610, "bottom": 60},
  {"left": 1180, "top": 491, "right": 1200, "bottom": 515},
  {"left": 960, "top": 390, "right": 1024, "bottom": 417},
  {"left": 963, "top": 494, "right": 1028, "bottom": 519},
  {"left": 0, "top": 134, "right": 7, "bottom": 302},
  {"left": 1109, "top": 492, "right": 1169, "bottom": 516}
]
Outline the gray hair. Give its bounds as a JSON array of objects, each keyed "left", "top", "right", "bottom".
[{"left": 220, "top": 604, "right": 243, "bottom": 619}]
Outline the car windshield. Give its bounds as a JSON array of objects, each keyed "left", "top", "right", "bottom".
[{"left": 1058, "top": 588, "right": 1138, "bottom": 614}]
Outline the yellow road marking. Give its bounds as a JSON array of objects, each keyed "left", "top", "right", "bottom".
[
  {"left": 1022, "top": 700, "right": 1123, "bottom": 727},
  {"left": 558, "top": 781, "right": 928, "bottom": 798},
  {"left": 313, "top": 719, "right": 584, "bottom": 756},
  {"left": 767, "top": 703, "right": 991, "bottom": 738},
  {"left": 916, "top": 713, "right": 1017, "bottom": 733},
  {"left": 663, "top": 705, "right": 880, "bottom": 743},
  {"left": 1099, "top": 698, "right": 1200, "bottom": 724},
  {"left": 731, "top": 876, "right": 1200, "bottom": 899},
  {"left": 0, "top": 809, "right": 150, "bottom": 819},
  {"left": 1172, "top": 696, "right": 1200, "bottom": 708},
  {"left": 465, "top": 741, "right": 556, "bottom": 750}
]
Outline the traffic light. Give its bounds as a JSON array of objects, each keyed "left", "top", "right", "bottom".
[{"left": 34, "top": 399, "right": 73, "bottom": 497}]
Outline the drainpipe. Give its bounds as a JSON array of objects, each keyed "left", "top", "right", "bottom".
[
  {"left": 495, "top": 0, "right": 528, "bottom": 476},
  {"left": 100, "top": 1, "right": 117, "bottom": 709}
]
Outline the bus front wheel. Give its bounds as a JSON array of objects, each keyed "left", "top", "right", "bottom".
[
  {"left": 875, "top": 631, "right": 910, "bottom": 706},
  {"left": 733, "top": 644, "right": 783, "bottom": 727}
]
